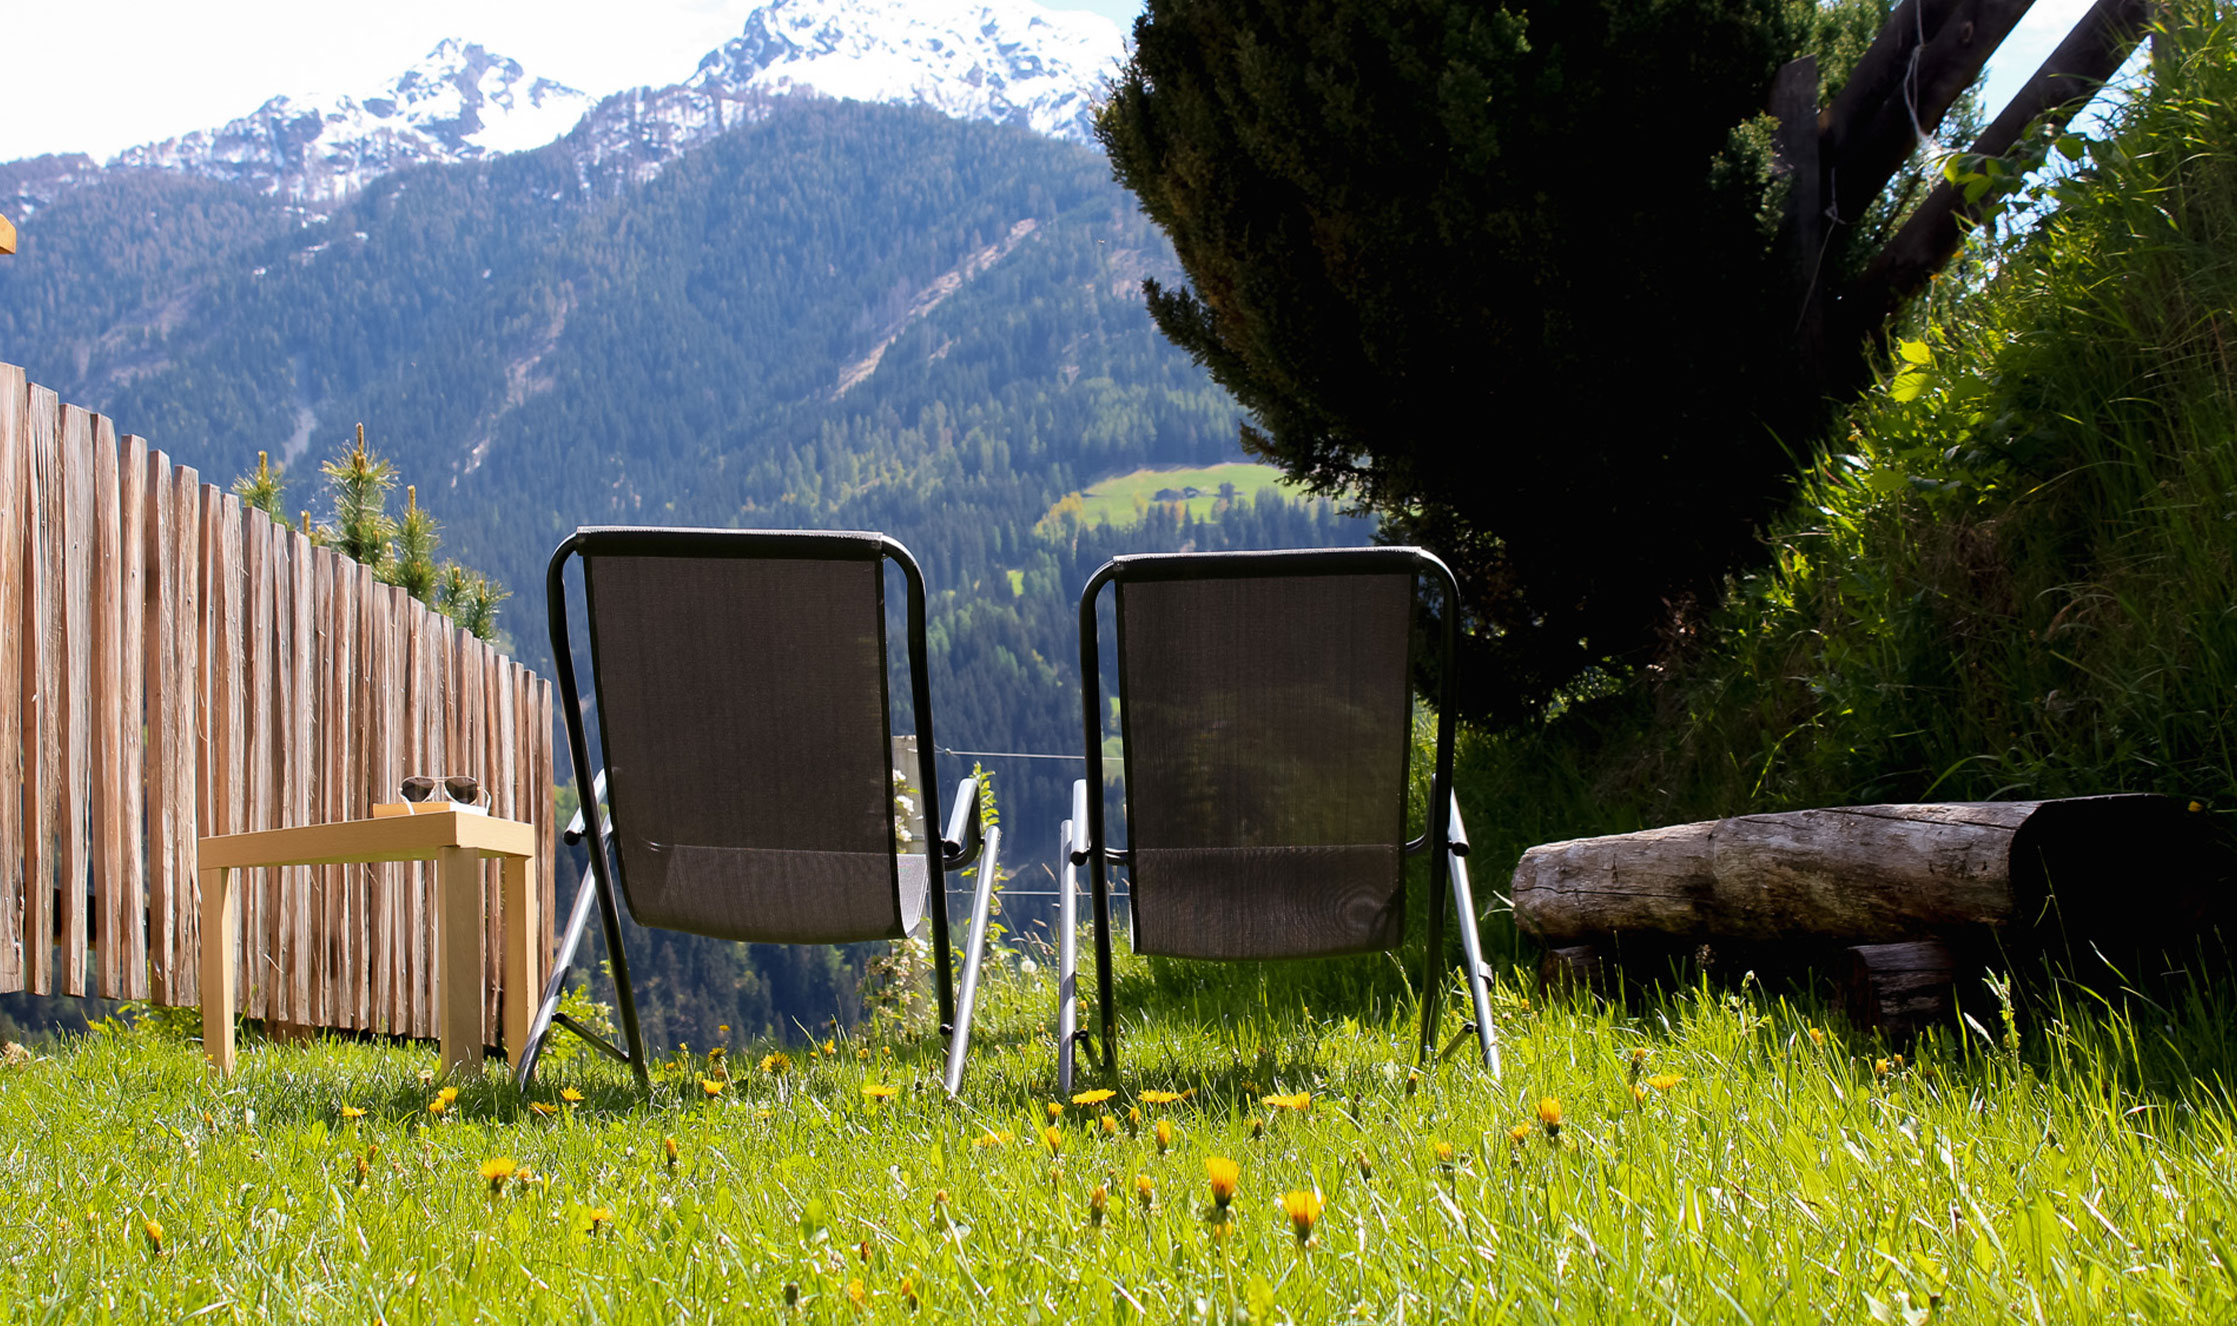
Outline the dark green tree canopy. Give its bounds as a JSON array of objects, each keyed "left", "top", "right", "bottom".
[{"left": 1100, "top": 0, "right": 1888, "bottom": 718}]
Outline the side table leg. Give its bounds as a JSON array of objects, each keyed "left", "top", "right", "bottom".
[
  {"left": 199, "top": 866, "right": 236, "bottom": 1074},
  {"left": 501, "top": 853, "right": 539, "bottom": 1071},
  {"left": 437, "top": 846, "right": 480, "bottom": 1077}
]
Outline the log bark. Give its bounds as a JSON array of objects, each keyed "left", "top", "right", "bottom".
[{"left": 1512, "top": 795, "right": 2229, "bottom": 953}]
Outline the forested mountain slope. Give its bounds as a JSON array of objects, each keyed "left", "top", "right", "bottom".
[{"left": 0, "top": 98, "right": 1370, "bottom": 1045}]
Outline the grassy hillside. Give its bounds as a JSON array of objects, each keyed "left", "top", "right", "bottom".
[
  {"left": 1038, "top": 462, "right": 1306, "bottom": 531},
  {"left": 8, "top": 948, "right": 2237, "bottom": 1320}
]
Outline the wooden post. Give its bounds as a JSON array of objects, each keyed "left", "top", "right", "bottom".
[
  {"left": 199, "top": 866, "right": 236, "bottom": 1074},
  {"left": 437, "top": 844, "right": 481, "bottom": 1075},
  {"left": 502, "top": 853, "right": 539, "bottom": 1068}
]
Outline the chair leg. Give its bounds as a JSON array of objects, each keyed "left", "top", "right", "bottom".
[
  {"left": 1450, "top": 837, "right": 1501, "bottom": 1077},
  {"left": 516, "top": 856, "right": 639, "bottom": 1089},
  {"left": 943, "top": 823, "right": 1002, "bottom": 1096},
  {"left": 1056, "top": 819, "right": 1079, "bottom": 1095}
]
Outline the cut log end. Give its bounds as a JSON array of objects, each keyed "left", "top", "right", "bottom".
[{"left": 1840, "top": 940, "right": 1961, "bottom": 1040}]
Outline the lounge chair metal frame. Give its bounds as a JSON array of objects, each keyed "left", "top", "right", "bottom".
[
  {"left": 1055, "top": 547, "right": 1499, "bottom": 1092},
  {"left": 515, "top": 527, "right": 1000, "bottom": 1094}
]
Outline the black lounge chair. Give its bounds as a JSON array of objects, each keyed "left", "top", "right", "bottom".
[
  {"left": 516, "top": 528, "right": 1001, "bottom": 1094},
  {"left": 1054, "top": 547, "right": 1498, "bottom": 1092}
]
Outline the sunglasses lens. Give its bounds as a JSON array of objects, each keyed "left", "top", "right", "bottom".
[
  {"left": 400, "top": 777, "right": 435, "bottom": 802},
  {"left": 444, "top": 776, "right": 481, "bottom": 804}
]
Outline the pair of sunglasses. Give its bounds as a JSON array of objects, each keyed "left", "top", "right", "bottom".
[{"left": 399, "top": 775, "right": 486, "bottom": 806}]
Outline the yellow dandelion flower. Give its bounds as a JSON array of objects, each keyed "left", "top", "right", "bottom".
[
  {"left": 699, "top": 1077, "right": 727, "bottom": 1098},
  {"left": 1263, "top": 1091, "right": 1311, "bottom": 1113},
  {"left": 709, "top": 1045, "right": 727, "bottom": 1061},
  {"left": 1807, "top": 1025, "right": 1826, "bottom": 1047},
  {"left": 1631, "top": 1047, "right": 1650, "bottom": 1062},
  {"left": 1631, "top": 1083, "right": 1647, "bottom": 1104},
  {"left": 664, "top": 1135, "right": 679, "bottom": 1168},
  {"left": 846, "top": 1277, "right": 867, "bottom": 1309},
  {"left": 530, "top": 1102, "right": 558, "bottom": 1118},
  {"left": 1892, "top": 1053, "right": 1905, "bottom": 1070},
  {"left": 1875, "top": 1058, "right": 1891, "bottom": 1077},
  {"left": 1100, "top": 1115, "right": 1119, "bottom": 1137},
  {"left": 340, "top": 1105, "right": 366, "bottom": 1120},
  {"left": 1434, "top": 1140, "right": 1456, "bottom": 1170},
  {"left": 1135, "top": 1173, "right": 1155, "bottom": 1209},
  {"left": 760, "top": 1051, "right": 791, "bottom": 1074},
  {"left": 439, "top": 1086, "right": 460, "bottom": 1105},
  {"left": 478, "top": 1156, "right": 517, "bottom": 1193},
  {"left": 1043, "top": 1125, "right": 1064, "bottom": 1156},
  {"left": 823, "top": 1038, "right": 837, "bottom": 1056},
  {"left": 1139, "top": 1089, "right": 1193, "bottom": 1104},
  {"left": 1126, "top": 1106, "right": 1142, "bottom": 1131},
  {"left": 427, "top": 1099, "right": 448, "bottom": 1116},
  {"left": 1507, "top": 1124, "right": 1530, "bottom": 1146},
  {"left": 863, "top": 1083, "right": 900, "bottom": 1101},
  {"left": 1155, "top": 1120, "right": 1174, "bottom": 1154},
  {"left": 143, "top": 1218, "right": 164, "bottom": 1255},
  {"left": 1206, "top": 1156, "right": 1240, "bottom": 1207},
  {"left": 1646, "top": 1073, "right": 1683, "bottom": 1091},
  {"left": 1282, "top": 1190, "right": 1322, "bottom": 1244},
  {"left": 1536, "top": 1097, "right": 1563, "bottom": 1128},
  {"left": 718, "top": 1024, "right": 730, "bottom": 1037},
  {"left": 1071, "top": 1088, "right": 1116, "bottom": 1108},
  {"left": 587, "top": 1206, "right": 612, "bottom": 1233},
  {"left": 1046, "top": 1101, "right": 1063, "bottom": 1122},
  {"left": 1088, "top": 1184, "right": 1108, "bottom": 1227},
  {"left": 560, "top": 1086, "right": 585, "bottom": 1104},
  {"left": 973, "top": 1130, "right": 1011, "bottom": 1148}
]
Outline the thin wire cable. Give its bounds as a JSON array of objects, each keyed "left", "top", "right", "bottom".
[{"left": 935, "top": 745, "right": 1096, "bottom": 761}]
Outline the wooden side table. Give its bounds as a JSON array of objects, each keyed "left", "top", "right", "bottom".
[{"left": 197, "top": 809, "right": 541, "bottom": 1076}]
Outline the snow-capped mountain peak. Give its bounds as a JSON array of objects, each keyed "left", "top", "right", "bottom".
[
  {"left": 690, "top": 0, "right": 1123, "bottom": 142},
  {"left": 110, "top": 41, "right": 591, "bottom": 203},
  {"left": 45, "top": 0, "right": 1122, "bottom": 208}
]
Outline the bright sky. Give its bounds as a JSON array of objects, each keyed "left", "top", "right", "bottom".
[{"left": 0, "top": 0, "right": 2105, "bottom": 165}]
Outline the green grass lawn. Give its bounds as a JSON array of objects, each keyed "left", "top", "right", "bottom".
[
  {"left": 1043, "top": 463, "right": 1305, "bottom": 532},
  {"left": 7, "top": 947, "right": 2237, "bottom": 1321}
]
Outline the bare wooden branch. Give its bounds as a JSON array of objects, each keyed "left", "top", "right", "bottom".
[{"left": 1850, "top": 0, "right": 2152, "bottom": 330}]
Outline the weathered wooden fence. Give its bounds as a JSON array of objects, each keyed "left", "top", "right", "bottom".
[{"left": 0, "top": 362, "right": 556, "bottom": 1046}]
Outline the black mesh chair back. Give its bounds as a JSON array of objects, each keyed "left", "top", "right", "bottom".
[
  {"left": 1116, "top": 567, "right": 1415, "bottom": 959},
  {"left": 1059, "top": 546, "right": 1497, "bottom": 1092},
  {"left": 580, "top": 543, "right": 914, "bottom": 944}
]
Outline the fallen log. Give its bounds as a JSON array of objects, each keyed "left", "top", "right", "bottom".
[{"left": 1513, "top": 795, "right": 2231, "bottom": 954}]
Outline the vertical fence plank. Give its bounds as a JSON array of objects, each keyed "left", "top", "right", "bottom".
[
  {"left": 112, "top": 433, "right": 150, "bottom": 998},
  {"left": 168, "top": 467, "right": 202, "bottom": 1005},
  {"left": 291, "top": 538, "right": 314, "bottom": 1022},
  {"left": 142, "top": 450, "right": 175, "bottom": 1001},
  {"left": 311, "top": 548, "right": 337, "bottom": 1027},
  {"left": 536, "top": 676, "right": 555, "bottom": 966},
  {"left": 89, "top": 421, "right": 121, "bottom": 998},
  {"left": 0, "top": 365, "right": 23, "bottom": 994},
  {"left": 57, "top": 405, "right": 95, "bottom": 997},
  {"left": 22, "top": 387, "right": 59, "bottom": 996},
  {"left": 216, "top": 493, "right": 247, "bottom": 1005}
]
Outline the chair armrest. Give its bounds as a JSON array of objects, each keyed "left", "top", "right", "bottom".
[
  {"left": 942, "top": 776, "right": 985, "bottom": 870},
  {"left": 1068, "top": 780, "right": 1091, "bottom": 865},
  {"left": 562, "top": 769, "right": 609, "bottom": 846}
]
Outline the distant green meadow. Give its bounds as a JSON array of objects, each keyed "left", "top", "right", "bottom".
[
  {"left": 1042, "top": 463, "right": 1305, "bottom": 533},
  {"left": 7, "top": 945, "right": 2237, "bottom": 1321}
]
